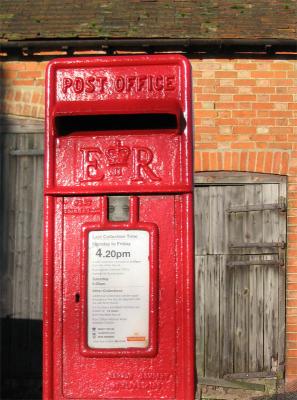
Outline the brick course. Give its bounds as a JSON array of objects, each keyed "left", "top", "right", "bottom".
[{"left": 1, "top": 57, "right": 297, "bottom": 382}]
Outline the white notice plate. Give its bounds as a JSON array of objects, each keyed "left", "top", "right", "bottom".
[{"left": 87, "top": 230, "right": 149, "bottom": 349}]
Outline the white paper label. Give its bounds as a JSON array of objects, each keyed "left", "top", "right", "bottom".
[{"left": 87, "top": 230, "right": 149, "bottom": 349}]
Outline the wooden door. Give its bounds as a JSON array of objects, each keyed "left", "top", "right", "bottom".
[{"left": 194, "top": 172, "right": 286, "bottom": 387}]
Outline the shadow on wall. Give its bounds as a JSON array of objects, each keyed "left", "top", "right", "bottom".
[{"left": 1, "top": 318, "right": 42, "bottom": 399}]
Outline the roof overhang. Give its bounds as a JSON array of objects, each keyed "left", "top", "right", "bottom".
[{"left": 1, "top": 38, "right": 297, "bottom": 58}]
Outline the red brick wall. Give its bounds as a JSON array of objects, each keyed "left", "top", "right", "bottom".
[
  {"left": 1, "top": 57, "right": 297, "bottom": 382},
  {"left": 192, "top": 59, "right": 296, "bottom": 173},
  {"left": 0, "top": 61, "right": 46, "bottom": 118}
]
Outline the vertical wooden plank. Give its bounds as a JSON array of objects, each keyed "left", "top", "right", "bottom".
[
  {"left": 194, "top": 186, "right": 209, "bottom": 256},
  {"left": 244, "top": 184, "right": 263, "bottom": 246},
  {"left": 1, "top": 133, "right": 16, "bottom": 378},
  {"left": 220, "top": 185, "right": 238, "bottom": 377},
  {"left": 8, "top": 133, "right": 20, "bottom": 378},
  {"left": 222, "top": 187, "right": 231, "bottom": 255},
  {"left": 6, "top": 133, "right": 21, "bottom": 376},
  {"left": 195, "top": 255, "right": 206, "bottom": 378},
  {"left": 278, "top": 180, "right": 287, "bottom": 246},
  {"left": 228, "top": 185, "right": 245, "bottom": 252},
  {"left": 13, "top": 134, "right": 33, "bottom": 319},
  {"left": 219, "top": 254, "right": 234, "bottom": 377},
  {"left": 245, "top": 184, "right": 264, "bottom": 372},
  {"left": 1, "top": 133, "right": 16, "bottom": 319},
  {"left": 25, "top": 134, "right": 35, "bottom": 320},
  {"left": 29, "top": 133, "right": 44, "bottom": 320},
  {"left": 249, "top": 255, "right": 264, "bottom": 372},
  {"left": 226, "top": 185, "right": 246, "bottom": 373},
  {"left": 12, "top": 134, "right": 32, "bottom": 375},
  {"left": 262, "top": 184, "right": 279, "bottom": 371},
  {"left": 278, "top": 180, "right": 287, "bottom": 375},
  {"left": 28, "top": 133, "right": 44, "bottom": 377},
  {"left": 232, "top": 186, "right": 250, "bottom": 373},
  {"left": 204, "top": 255, "right": 220, "bottom": 377},
  {"left": 209, "top": 186, "right": 225, "bottom": 255},
  {"left": 12, "top": 134, "right": 23, "bottom": 320},
  {"left": 233, "top": 256, "right": 249, "bottom": 373}
]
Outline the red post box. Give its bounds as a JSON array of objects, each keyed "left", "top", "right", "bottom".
[{"left": 43, "top": 55, "right": 194, "bottom": 399}]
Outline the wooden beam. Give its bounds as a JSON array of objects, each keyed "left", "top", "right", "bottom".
[
  {"left": 195, "top": 171, "right": 287, "bottom": 185},
  {"left": 198, "top": 377, "right": 266, "bottom": 392},
  {"left": 1, "top": 115, "right": 44, "bottom": 134}
]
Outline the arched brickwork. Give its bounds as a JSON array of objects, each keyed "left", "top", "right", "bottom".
[{"left": 194, "top": 150, "right": 290, "bottom": 175}]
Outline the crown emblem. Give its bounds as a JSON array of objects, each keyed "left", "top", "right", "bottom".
[{"left": 105, "top": 141, "right": 130, "bottom": 167}]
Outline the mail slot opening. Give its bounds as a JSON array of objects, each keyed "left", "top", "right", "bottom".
[{"left": 55, "top": 113, "right": 181, "bottom": 136}]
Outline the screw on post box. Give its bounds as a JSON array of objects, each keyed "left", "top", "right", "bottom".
[{"left": 43, "top": 55, "right": 194, "bottom": 400}]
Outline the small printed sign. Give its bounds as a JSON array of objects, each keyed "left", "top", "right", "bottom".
[{"left": 87, "top": 230, "right": 149, "bottom": 349}]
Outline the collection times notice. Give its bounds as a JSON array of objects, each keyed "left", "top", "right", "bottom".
[{"left": 88, "top": 230, "right": 149, "bottom": 349}]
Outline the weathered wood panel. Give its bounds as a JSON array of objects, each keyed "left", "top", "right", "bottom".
[
  {"left": 228, "top": 185, "right": 245, "bottom": 252},
  {"left": 209, "top": 187, "right": 225, "bottom": 254},
  {"left": 0, "top": 118, "right": 44, "bottom": 398},
  {"left": 249, "top": 255, "right": 264, "bottom": 372},
  {"left": 195, "top": 256, "right": 206, "bottom": 377},
  {"left": 262, "top": 184, "right": 279, "bottom": 372},
  {"left": 219, "top": 254, "right": 234, "bottom": 377},
  {"left": 195, "top": 171, "right": 286, "bottom": 185},
  {"left": 1, "top": 133, "right": 43, "bottom": 321},
  {"left": 233, "top": 254, "right": 249, "bottom": 373},
  {"left": 195, "top": 186, "right": 210, "bottom": 255},
  {"left": 204, "top": 255, "right": 220, "bottom": 377},
  {"left": 278, "top": 181, "right": 287, "bottom": 374},
  {"left": 194, "top": 173, "right": 286, "bottom": 382}
]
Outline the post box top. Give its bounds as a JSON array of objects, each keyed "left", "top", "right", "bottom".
[
  {"left": 45, "top": 55, "right": 193, "bottom": 195},
  {"left": 46, "top": 54, "right": 191, "bottom": 112}
]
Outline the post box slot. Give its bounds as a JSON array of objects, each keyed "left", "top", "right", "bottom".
[{"left": 55, "top": 113, "right": 179, "bottom": 135}]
